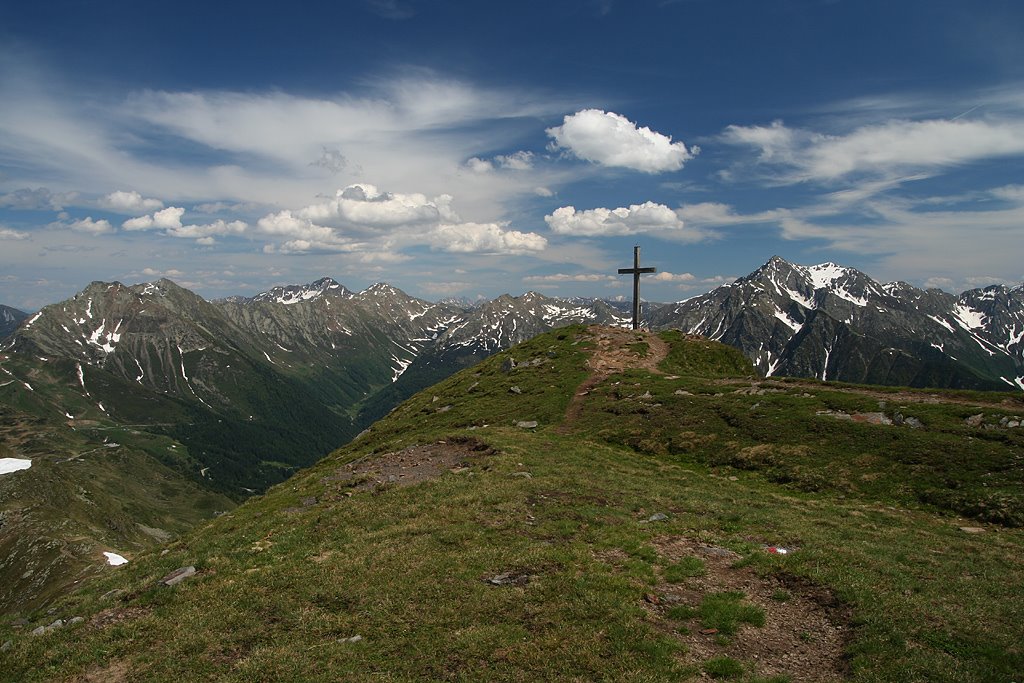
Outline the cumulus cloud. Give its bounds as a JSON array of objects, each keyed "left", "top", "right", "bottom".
[
  {"left": 0, "top": 227, "right": 29, "bottom": 240},
  {"left": 69, "top": 217, "right": 113, "bottom": 234},
  {"left": 140, "top": 267, "right": 184, "bottom": 278},
  {"left": 650, "top": 271, "right": 696, "bottom": 282},
  {"left": 123, "top": 206, "right": 185, "bottom": 231},
  {"left": 99, "top": 190, "right": 164, "bottom": 213},
  {"left": 545, "top": 201, "right": 701, "bottom": 240},
  {"left": 722, "top": 117, "right": 1024, "bottom": 183},
  {"left": 167, "top": 219, "right": 248, "bottom": 240},
  {"left": 547, "top": 109, "right": 695, "bottom": 173},
  {"left": 430, "top": 222, "right": 547, "bottom": 254},
  {"left": 257, "top": 183, "right": 546, "bottom": 256}
]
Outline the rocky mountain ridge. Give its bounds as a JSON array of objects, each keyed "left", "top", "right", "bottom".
[
  {"left": 0, "top": 304, "right": 27, "bottom": 338},
  {"left": 650, "top": 256, "right": 1024, "bottom": 391}
]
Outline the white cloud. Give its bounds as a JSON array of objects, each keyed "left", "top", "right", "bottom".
[
  {"left": 722, "top": 117, "right": 1024, "bottom": 183},
  {"left": 0, "top": 227, "right": 29, "bottom": 240},
  {"left": 99, "top": 190, "right": 164, "bottom": 213},
  {"left": 140, "top": 267, "right": 184, "bottom": 278},
  {"left": 167, "top": 219, "right": 247, "bottom": 240},
  {"left": 547, "top": 109, "right": 695, "bottom": 173},
  {"left": 68, "top": 217, "right": 113, "bottom": 234},
  {"left": 123, "top": 206, "right": 185, "bottom": 231},
  {"left": 495, "top": 151, "right": 534, "bottom": 170},
  {"left": 257, "top": 183, "right": 546, "bottom": 256},
  {"left": 429, "top": 222, "right": 547, "bottom": 254},
  {"left": 522, "top": 273, "right": 618, "bottom": 283},
  {"left": 534, "top": 186, "right": 554, "bottom": 197},
  {"left": 676, "top": 202, "right": 780, "bottom": 226},
  {"left": 465, "top": 157, "right": 494, "bottom": 173},
  {"left": 650, "top": 271, "right": 695, "bottom": 282},
  {"left": 545, "top": 201, "right": 702, "bottom": 240}
]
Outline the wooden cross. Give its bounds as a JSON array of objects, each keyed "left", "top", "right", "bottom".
[{"left": 617, "top": 245, "right": 656, "bottom": 330}]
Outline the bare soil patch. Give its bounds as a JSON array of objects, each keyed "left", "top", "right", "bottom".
[
  {"left": 648, "top": 536, "right": 851, "bottom": 682},
  {"left": 321, "top": 436, "right": 496, "bottom": 492}
]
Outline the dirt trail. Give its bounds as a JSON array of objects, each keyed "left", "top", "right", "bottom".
[{"left": 557, "top": 326, "right": 669, "bottom": 434}]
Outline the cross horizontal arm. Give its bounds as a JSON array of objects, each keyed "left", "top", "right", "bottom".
[{"left": 618, "top": 267, "right": 657, "bottom": 274}]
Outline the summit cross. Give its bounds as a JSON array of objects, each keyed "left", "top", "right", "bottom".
[{"left": 617, "top": 245, "right": 657, "bottom": 330}]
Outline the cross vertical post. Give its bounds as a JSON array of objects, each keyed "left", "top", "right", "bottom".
[{"left": 617, "top": 245, "right": 657, "bottom": 330}]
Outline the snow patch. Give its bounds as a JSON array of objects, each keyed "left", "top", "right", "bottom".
[
  {"left": 782, "top": 286, "right": 815, "bottom": 310},
  {"left": 22, "top": 311, "right": 42, "bottom": 328},
  {"left": 953, "top": 304, "right": 986, "bottom": 331},
  {"left": 103, "top": 551, "right": 128, "bottom": 566},
  {"left": 773, "top": 308, "right": 803, "bottom": 334},
  {"left": 0, "top": 458, "right": 32, "bottom": 475},
  {"left": 928, "top": 315, "right": 955, "bottom": 333},
  {"left": 806, "top": 263, "right": 868, "bottom": 306}
]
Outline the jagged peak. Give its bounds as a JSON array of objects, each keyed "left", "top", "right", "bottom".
[
  {"left": 250, "top": 277, "right": 353, "bottom": 305},
  {"left": 359, "top": 282, "right": 405, "bottom": 297}
]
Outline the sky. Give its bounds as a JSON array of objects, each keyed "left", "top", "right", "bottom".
[{"left": 2, "top": 0, "right": 1024, "bottom": 311}]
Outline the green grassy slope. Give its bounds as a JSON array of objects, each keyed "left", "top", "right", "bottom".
[{"left": 2, "top": 326, "right": 1022, "bottom": 682}]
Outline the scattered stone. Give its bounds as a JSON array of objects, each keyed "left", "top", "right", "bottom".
[
  {"left": 101, "top": 589, "right": 126, "bottom": 601},
  {"left": 728, "top": 476, "right": 738, "bottom": 481},
  {"left": 31, "top": 626, "right": 47, "bottom": 637},
  {"left": 301, "top": 496, "right": 317, "bottom": 507},
  {"left": 1, "top": 640, "right": 11, "bottom": 652},
  {"left": 1009, "top": 421, "right": 1021, "bottom": 428},
  {"left": 449, "top": 466, "right": 469, "bottom": 474},
  {"left": 487, "top": 571, "right": 530, "bottom": 586},
  {"left": 639, "top": 391, "right": 653, "bottom": 399},
  {"left": 959, "top": 526, "right": 986, "bottom": 534},
  {"left": 344, "top": 635, "right": 363, "bottom": 643},
  {"left": 674, "top": 389, "right": 692, "bottom": 396},
  {"left": 68, "top": 617, "right": 85, "bottom": 626},
  {"left": 467, "top": 381, "right": 480, "bottom": 393},
  {"left": 646, "top": 512, "right": 669, "bottom": 522},
  {"left": 516, "top": 420, "right": 538, "bottom": 429},
  {"left": 160, "top": 565, "right": 197, "bottom": 587},
  {"left": 904, "top": 416, "right": 923, "bottom": 429},
  {"left": 700, "top": 628, "right": 719, "bottom": 635},
  {"left": 432, "top": 395, "right": 439, "bottom": 403},
  {"left": 965, "top": 413, "right": 984, "bottom": 427},
  {"left": 509, "top": 386, "right": 522, "bottom": 394},
  {"left": 501, "top": 358, "right": 516, "bottom": 373},
  {"left": 436, "top": 405, "right": 452, "bottom": 413},
  {"left": 511, "top": 471, "right": 532, "bottom": 479},
  {"left": 643, "top": 593, "right": 661, "bottom": 605}
]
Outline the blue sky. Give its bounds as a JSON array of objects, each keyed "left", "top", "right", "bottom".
[{"left": 2, "top": 0, "right": 1024, "bottom": 310}]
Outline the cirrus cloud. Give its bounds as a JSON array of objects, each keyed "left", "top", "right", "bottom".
[{"left": 546, "top": 109, "right": 696, "bottom": 173}]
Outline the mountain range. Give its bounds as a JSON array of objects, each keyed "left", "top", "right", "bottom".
[{"left": 1, "top": 256, "right": 1022, "bottom": 614}]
